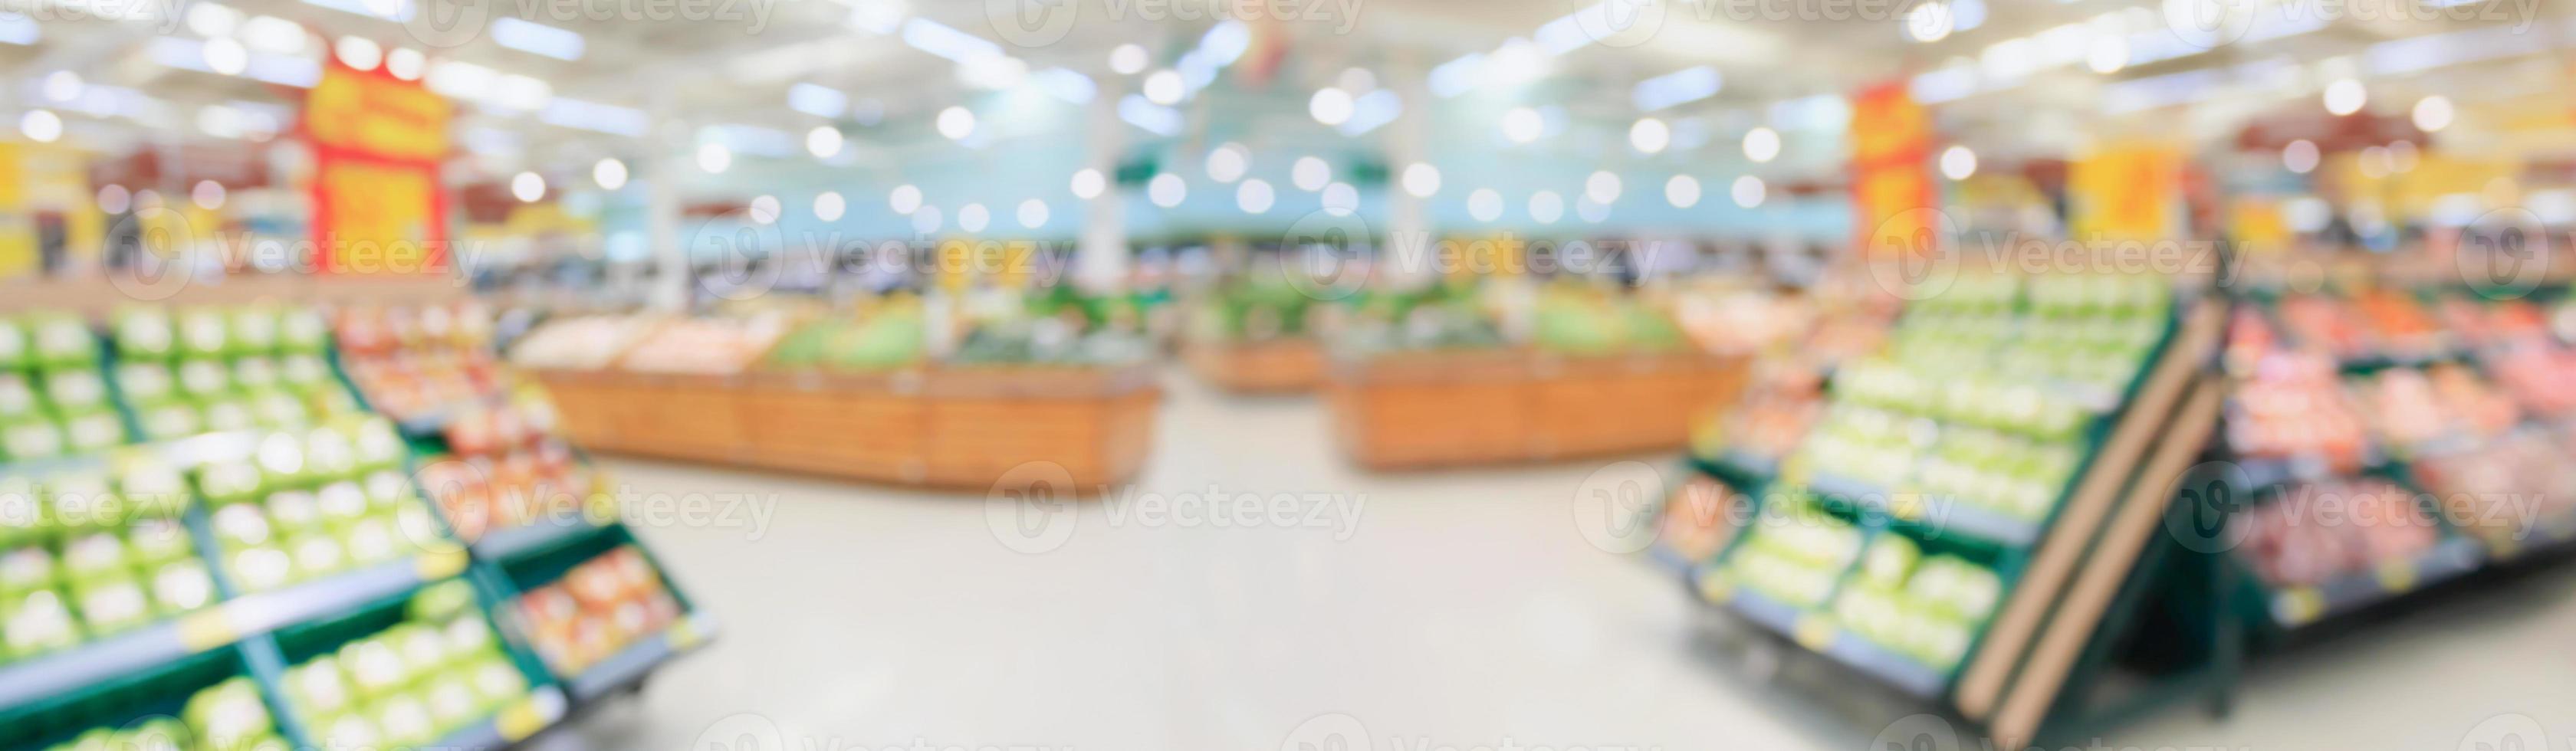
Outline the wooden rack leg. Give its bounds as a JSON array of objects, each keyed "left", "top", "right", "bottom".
[{"left": 1990, "top": 378, "right": 2223, "bottom": 747}]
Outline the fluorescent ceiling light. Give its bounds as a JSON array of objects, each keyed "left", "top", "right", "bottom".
[
  {"left": 301, "top": 0, "right": 410, "bottom": 21},
  {"left": 1031, "top": 67, "right": 1096, "bottom": 104},
  {"left": 491, "top": 17, "right": 584, "bottom": 61},
  {"left": 0, "top": 12, "right": 41, "bottom": 45},
  {"left": 1631, "top": 66, "right": 1720, "bottom": 112},
  {"left": 1119, "top": 93, "right": 1181, "bottom": 136},
  {"left": 426, "top": 60, "right": 498, "bottom": 99},
  {"left": 1908, "top": 66, "right": 1977, "bottom": 104},
  {"left": 901, "top": 18, "right": 1002, "bottom": 64},
  {"left": 146, "top": 37, "right": 317, "bottom": 87},
  {"left": 1336, "top": 89, "right": 1401, "bottom": 136},
  {"left": 543, "top": 98, "right": 649, "bottom": 136},
  {"left": 702, "top": 123, "right": 798, "bottom": 158},
  {"left": 490, "top": 74, "right": 552, "bottom": 111},
  {"left": 1766, "top": 94, "right": 1848, "bottom": 133},
  {"left": 1198, "top": 20, "right": 1249, "bottom": 65},
  {"left": 788, "top": 83, "right": 848, "bottom": 118},
  {"left": 239, "top": 15, "right": 306, "bottom": 54},
  {"left": 847, "top": 0, "right": 903, "bottom": 33},
  {"left": 245, "top": 54, "right": 320, "bottom": 87},
  {"left": 1427, "top": 54, "right": 1483, "bottom": 98},
  {"left": 2367, "top": 25, "right": 2542, "bottom": 76}
]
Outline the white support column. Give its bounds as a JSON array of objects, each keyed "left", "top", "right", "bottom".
[
  {"left": 1382, "top": 54, "right": 1433, "bottom": 290},
  {"left": 645, "top": 87, "right": 688, "bottom": 311},
  {"left": 1075, "top": 80, "right": 1129, "bottom": 294}
]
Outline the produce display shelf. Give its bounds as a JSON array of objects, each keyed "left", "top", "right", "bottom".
[
  {"left": 1687, "top": 449, "right": 1776, "bottom": 493},
  {"left": 2266, "top": 536, "right": 2485, "bottom": 628},
  {"left": 565, "top": 612, "right": 719, "bottom": 703},
  {"left": 0, "top": 551, "right": 462, "bottom": 711},
  {"left": 1700, "top": 576, "right": 1947, "bottom": 699},
  {"left": 2486, "top": 513, "right": 2576, "bottom": 562},
  {"left": 0, "top": 618, "right": 200, "bottom": 711},
  {"left": 472, "top": 515, "right": 609, "bottom": 562},
  {"left": 1644, "top": 544, "right": 1694, "bottom": 579},
  {"left": 429, "top": 687, "right": 569, "bottom": 750},
  {"left": 1804, "top": 472, "right": 2045, "bottom": 549},
  {"left": 225, "top": 552, "right": 469, "bottom": 632}
]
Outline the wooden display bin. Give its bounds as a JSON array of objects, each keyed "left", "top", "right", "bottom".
[
  {"left": 1326, "top": 349, "right": 1746, "bottom": 470},
  {"left": 531, "top": 364, "right": 1162, "bottom": 488},
  {"left": 1184, "top": 338, "right": 1328, "bottom": 393}
]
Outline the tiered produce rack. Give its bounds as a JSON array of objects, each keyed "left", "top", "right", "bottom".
[
  {"left": 2210, "top": 278, "right": 2576, "bottom": 638},
  {"left": 1654, "top": 255, "right": 2576, "bottom": 746},
  {"left": 0, "top": 284, "right": 713, "bottom": 750},
  {"left": 1650, "top": 271, "right": 2236, "bottom": 749}
]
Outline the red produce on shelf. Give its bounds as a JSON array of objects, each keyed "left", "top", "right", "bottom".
[{"left": 2235, "top": 478, "right": 2436, "bottom": 587}]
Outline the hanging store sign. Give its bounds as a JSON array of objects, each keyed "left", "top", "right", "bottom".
[
  {"left": 1850, "top": 81, "right": 1937, "bottom": 259},
  {"left": 304, "top": 59, "right": 452, "bottom": 275}
]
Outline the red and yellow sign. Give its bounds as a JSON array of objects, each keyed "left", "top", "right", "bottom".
[
  {"left": 305, "top": 61, "right": 452, "bottom": 274},
  {"left": 2069, "top": 142, "right": 2181, "bottom": 241},
  {"left": 1850, "top": 82, "right": 1937, "bottom": 258}
]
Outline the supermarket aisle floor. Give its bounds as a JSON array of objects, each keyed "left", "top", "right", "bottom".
[{"left": 531, "top": 371, "right": 2576, "bottom": 751}]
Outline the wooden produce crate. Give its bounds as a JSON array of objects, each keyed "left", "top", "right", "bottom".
[
  {"left": 1184, "top": 338, "right": 1329, "bottom": 393},
  {"left": 1326, "top": 349, "right": 1746, "bottom": 470},
  {"left": 920, "top": 364, "right": 1162, "bottom": 488},
  {"left": 735, "top": 370, "right": 929, "bottom": 481},
  {"left": 533, "top": 363, "right": 1162, "bottom": 489},
  {"left": 528, "top": 369, "right": 636, "bottom": 452}
]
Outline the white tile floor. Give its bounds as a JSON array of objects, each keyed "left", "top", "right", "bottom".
[{"left": 533, "top": 371, "right": 2576, "bottom": 751}]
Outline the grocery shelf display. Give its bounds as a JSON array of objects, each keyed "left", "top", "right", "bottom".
[
  {"left": 2213, "top": 280, "right": 2576, "bottom": 633},
  {"left": 0, "top": 293, "right": 714, "bottom": 749},
  {"left": 1183, "top": 264, "right": 1329, "bottom": 394},
  {"left": 514, "top": 292, "right": 1163, "bottom": 487},
  {"left": 1324, "top": 280, "right": 1750, "bottom": 469},
  {"left": 1647, "top": 262, "right": 2236, "bottom": 748}
]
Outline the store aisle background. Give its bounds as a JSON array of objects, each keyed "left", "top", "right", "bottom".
[{"left": 531, "top": 370, "right": 2576, "bottom": 750}]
